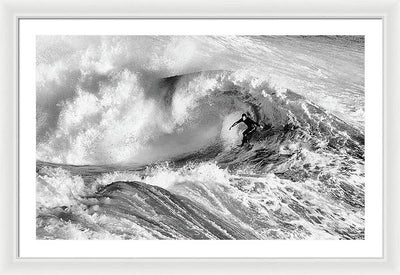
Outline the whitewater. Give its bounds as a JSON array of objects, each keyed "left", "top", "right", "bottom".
[{"left": 36, "top": 36, "right": 365, "bottom": 240}]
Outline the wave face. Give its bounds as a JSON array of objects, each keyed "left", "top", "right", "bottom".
[
  {"left": 36, "top": 72, "right": 365, "bottom": 240},
  {"left": 36, "top": 36, "right": 365, "bottom": 240},
  {"left": 37, "top": 70, "right": 363, "bottom": 165}
]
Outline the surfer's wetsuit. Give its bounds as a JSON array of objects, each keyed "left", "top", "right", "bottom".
[{"left": 230, "top": 116, "right": 261, "bottom": 146}]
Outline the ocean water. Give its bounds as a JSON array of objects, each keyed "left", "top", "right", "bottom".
[{"left": 36, "top": 36, "right": 365, "bottom": 240}]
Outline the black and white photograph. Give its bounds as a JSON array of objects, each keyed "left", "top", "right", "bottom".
[{"left": 35, "top": 35, "right": 366, "bottom": 241}]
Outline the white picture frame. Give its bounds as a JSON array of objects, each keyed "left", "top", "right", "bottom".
[
  {"left": 1, "top": 0, "right": 398, "bottom": 273},
  {"left": 19, "top": 17, "right": 383, "bottom": 260}
]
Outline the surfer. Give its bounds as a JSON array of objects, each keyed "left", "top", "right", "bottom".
[{"left": 229, "top": 113, "right": 263, "bottom": 146}]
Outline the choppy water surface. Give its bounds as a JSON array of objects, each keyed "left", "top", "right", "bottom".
[{"left": 36, "top": 36, "right": 365, "bottom": 240}]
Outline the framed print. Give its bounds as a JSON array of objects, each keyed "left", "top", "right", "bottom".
[
  {"left": 1, "top": 0, "right": 399, "bottom": 271},
  {"left": 17, "top": 18, "right": 383, "bottom": 259}
]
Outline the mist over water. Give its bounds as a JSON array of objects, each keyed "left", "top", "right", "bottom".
[{"left": 36, "top": 36, "right": 365, "bottom": 240}]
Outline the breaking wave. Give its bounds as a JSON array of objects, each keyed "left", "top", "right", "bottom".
[
  {"left": 36, "top": 36, "right": 365, "bottom": 240},
  {"left": 36, "top": 70, "right": 365, "bottom": 240},
  {"left": 37, "top": 70, "right": 363, "bottom": 165}
]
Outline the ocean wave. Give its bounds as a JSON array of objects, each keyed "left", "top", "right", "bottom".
[
  {"left": 36, "top": 36, "right": 365, "bottom": 240},
  {"left": 36, "top": 158, "right": 364, "bottom": 240},
  {"left": 37, "top": 70, "right": 364, "bottom": 166}
]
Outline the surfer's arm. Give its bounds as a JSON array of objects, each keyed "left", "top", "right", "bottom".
[{"left": 229, "top": 119, "right": 242, "bottom": 130}]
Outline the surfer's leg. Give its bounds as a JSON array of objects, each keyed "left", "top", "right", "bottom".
[
  {"left": 240, "top": 136, "right": 246, "bottom": 146},
  {"left": 247, "top": 127, "right": 256, "bottom": 140},
  {"left": 242, "top": 127, "right": 256, "bottom": 145},
  {"left": 241, "top": 128, "right": 251, "bottom": 146}
]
